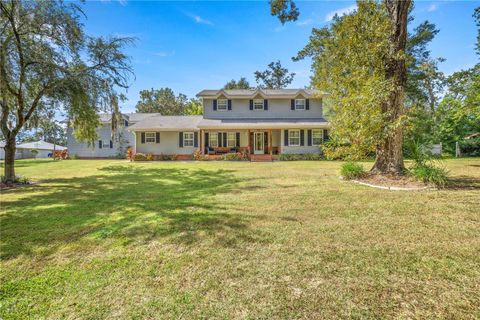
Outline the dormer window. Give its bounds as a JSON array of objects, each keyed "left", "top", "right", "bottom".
[
  {"left": 253, "top": 99, "right": 264, "bottom": 110},
  {"left": 295, "top": 99, "right": 306, "bottom": 110},
  {"left": 217, "top": 99, "right": 228, "bottom": 111}
]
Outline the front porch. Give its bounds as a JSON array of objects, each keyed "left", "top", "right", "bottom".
[{"left": 200, "top": 129, "right": 281, "bottom": 158}]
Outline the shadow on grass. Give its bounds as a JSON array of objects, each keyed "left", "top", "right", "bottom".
[
  {"left": 446, "top": 175, "right": 480, "bottom": 190},
  {"left": 1, "top": 165, "right": 264, "bottom": 259}
]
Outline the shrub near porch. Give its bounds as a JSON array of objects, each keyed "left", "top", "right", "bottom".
[{"left": 0, "top": 159, "right": 479, "bottom": 318}]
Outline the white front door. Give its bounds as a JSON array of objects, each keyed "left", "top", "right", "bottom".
[{"left": 254, "top": 132, "right": 264, "bottom": 154}]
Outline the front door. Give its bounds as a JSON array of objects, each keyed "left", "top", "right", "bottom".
[{"left": 254, "top": 132, "right": 265, "bottom": 154}]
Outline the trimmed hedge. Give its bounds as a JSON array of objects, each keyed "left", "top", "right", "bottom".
[{"left": 279, "top": 153, "right": 323, "bottom": 161}]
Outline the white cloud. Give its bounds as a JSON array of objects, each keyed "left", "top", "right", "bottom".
[
  {"left": 100, "top": 0, "right": 127, "bottom": 6},
  {"left": 325, "top": 4, "right": 357, "bottom": 22},
  {"left": 297, "top": 18, "right": 313, "bottom": 26},
  {"left": 186, "top": 13, "right": 214, "bottom": 26},
  {"left": 427, "top": 3, "right": 438, "bottom": 12}
]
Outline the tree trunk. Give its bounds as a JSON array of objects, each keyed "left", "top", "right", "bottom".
[
  {"left": 3, "top": 136, "right": 16, "bottom": 183},
  {"left": 371, "top": 0, "right": 411, "bottom": 175}
]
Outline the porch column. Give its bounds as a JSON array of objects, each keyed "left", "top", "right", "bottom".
[
  {"left": 200, "top": 129, "right": 204, "bottom": 155},
  {"left": 133, "top": 131, "right": 137, "bottom": 153},
  {"left": 247, "top": 129, "right": 251, "bottom": 154},
  {"left": 269, "top": 129, "right": 272, "bottom": 156}
]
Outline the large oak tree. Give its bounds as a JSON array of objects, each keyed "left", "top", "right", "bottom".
[
  {"left": 270, "top": 0, "right": 411, "bottom": 174},
  {"left": 1, "top": 0, "right": 134, "bottom": 182}
]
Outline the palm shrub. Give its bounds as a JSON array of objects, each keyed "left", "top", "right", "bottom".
[
  {"left": 407, "top": 140, "right": 449, "bottom": 187},
  {"left": 340, "top": 162, "right": 366, "bottom": 180}
]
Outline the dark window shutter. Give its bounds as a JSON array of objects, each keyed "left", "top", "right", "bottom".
[
  {"left": 264, "top": 99, "right": 268, "bottom": 110},
  {"left": 307, "top": 130, "right": 312, "bottom": 146},
  {"left": 323, "top": 129, "right": 329, "bottom": 141},
  {"left": 264, "top": 132, "right": 268, "bottom": 151},
  {"left": 249, "top": 100, "right": 253, "bottom": 110},
  {"left": 291, "top": 99, "right": 295, "bottom": 110},
  {"left": 179, "top": 132, "right": 183, "bottom": 147},
  {"left": 300, "top": 130, "right": 305, "bottom": 146},
  {"left": 141, "top": 132, "right": 145, "bottom": 144},
  {"left": 125, "top": 120, "right": 129, "bottom": 127},
  {"left": 213, "top": 100, "right": 217, "bottom": 111},
  {"left": 236, "top": 132, "right": 240, "bottom": 147},
  {"left": 156, "top": 132, "right": 160, "bottom": 143},
  {"left": 223, "top": 132, "right": 227, "bottom": 147},
  {"left": 284, "top": 130, "right": 289, "bottom": 146},
  {"left": 228, "top": 100, "right": 232, "bottom": 111},
  {"left": 110, "top": 140, "right": 113, "bottom": 148},
  {"left": 194, "top": 132, "right": 198, "bottom": 147},
  {"left": 306, "top": 99, "right": 310, "bottom": 110},
  {"left": 99, "top": 140, "right": 102, "bottom": 149},
  {"left": 218, "top": 132, "right": 222, "bottom": 147},
  {"left": 205, "top": 132, "right": 209, "bottom": 147}
]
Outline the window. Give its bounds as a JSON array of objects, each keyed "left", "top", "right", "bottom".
[
  {"left": 209, "top": 132, "right": 218, "bottom": 147},
  {"left": 289, "top": 130, "right": 300, "bottom": 146},
  {"left": 295, "top": 99, "right": 305, "bottom": 110},
  {"left": 103, "top": 140, "right": 112, "bottom": 149},
  {"left": 253, "top": 99, "right": 264, "bottom": 110},
  {"left": 227, "top": 132, "right": 236, "bottom": 147},
  {"left": 183, "top": 132, "right": 194, "bottom": 147},
  {"left": 312, "top": 129, "right": 323, "bottom": 146},
  {"left": 124, "top": 120, "right": 129, "bottom": 127},
  {"left": 217, "top": 99, "right": 228, "bottom": 111},
  {"left": 145, "top": 132, "right": 156, "bottom": 143}
]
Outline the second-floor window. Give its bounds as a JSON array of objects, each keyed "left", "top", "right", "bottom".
[
  {"left": 253, "top": 99, "right": 264, "bottom": 110},
  {"left": 217, "top": 99, "right": 228, "bottom": 111},
  {"left": 183, "top": 132, "right": 194, "bottom": 147},
  {"left": 295, "top": 99, "right": 306, "bottom": 110}
]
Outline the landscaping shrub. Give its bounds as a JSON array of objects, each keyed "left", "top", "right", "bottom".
[
  {"left": 126, "top": 147, "right": 134, "bottom": 161},
  {"left": 279, "top": 153, "right": 323, "bottom": 161},
  {"left": 340, "top": 162, "right": 366, "bottom": 180},
  {"left": 1, "top": 175, "right": 30, "bottom": 185},
  {"left": 69, "top": 153, "right": 78, "bottom": 160},
  {"left": 133, "top": 153, "right": 147, "bottom": 161},
  {"left": 221, "top": 153, "right": 244, "bottom": 161},
  {"left": 459, "top": 137, "right": 480, "bottom": 157},
  {"left": 170, "top": 154, "right": 178, "bottom": 161},
  {"left": 408, "top": 163, "right": 449, "bottom": 187},
  {"left": 146, "top": 153, "right": 154, "bottom": 161},
  {"left": 30, "top": 149, "right": 39, "bottom": 158},
  {"left": 193, "top": 149, "right": 202, "bottom": 160}
]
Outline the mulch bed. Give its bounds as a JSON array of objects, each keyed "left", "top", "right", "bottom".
[
  {"left": 0, "top": 181, "right": 39, "bottom": 190},
  {"left": 349, "top": 173, "right": 433, "bottom": 190}
]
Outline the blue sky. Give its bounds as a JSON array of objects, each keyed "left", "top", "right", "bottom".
[{"left": 81, "top": 0, "right": 479, "bottom": 113}]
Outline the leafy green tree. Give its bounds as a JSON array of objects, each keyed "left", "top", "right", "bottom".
[
  {"left": 0, "top": 0, "right": 133, "bottom": 182},
  {"left": 271, "top": 0, "right": 412, "bottom": 174},
  {"left": 254, "top": 60, "right": 295, "bottom": 89},
  {"left": 223, "top": 77, "right": 251, "bottom": 90},
  {"left": 184, "top": 98, "right": 203, "bottom": 115},
  {"left": 135, "top": 88, "right": 189, "bottom": 115}
]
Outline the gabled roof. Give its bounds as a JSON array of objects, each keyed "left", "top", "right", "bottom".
[
  {"left": 196, "top": 88, "right": 327, "bottom": 99},
  {"left": 17, "top": 140, "right": 67, "bottom": 150},
  {"left": 127, "top": 115, "right": 203, "bottom": 131}
]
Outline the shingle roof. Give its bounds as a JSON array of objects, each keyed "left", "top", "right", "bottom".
[
  {"left": 196, "top": 88, "right": 327, "bottom": 98},
  {"left": 127, "top": 115, "right": 203, "bottom": 131},
  {"left": 16, "top": 140, "right": 67, "bottom": 150}
]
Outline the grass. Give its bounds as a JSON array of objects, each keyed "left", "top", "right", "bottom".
[{"left": 1, "top": 158, "right": 479, "bottom": 319}]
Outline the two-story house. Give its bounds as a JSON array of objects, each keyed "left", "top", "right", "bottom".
[{"left": 126, "top": 88, "right": 330, "bottom": 160}]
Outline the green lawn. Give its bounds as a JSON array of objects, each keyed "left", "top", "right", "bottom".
[{"left": 1, "top": 159, "right": 479, "bottom": 319}]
